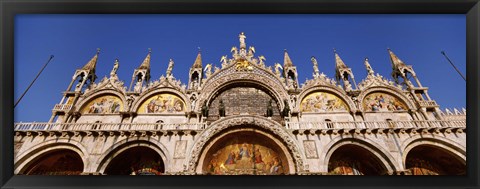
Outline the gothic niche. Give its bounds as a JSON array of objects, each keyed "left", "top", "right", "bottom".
[
  {"left": 81, "top": 95, "right": 123, "bottom": 114},
  {"left": 202, "top": 131, "right": 289, "bottom": 175},
  {"left": 363, "top": 92, "right": 407, "bottom": 112},
  {"left": 328, "top": 144, "right": 388, "bottom": 175},
  {"left": 207, "top": 86, "right": 280, "bottom": 121},
  {"left": 21, "top": 149, "right": 83, "bottom": 175},
  {"left": 104, "top": 146, "right": 165, "bottom": 175},
  {"left": 405, "top": 145, "right": 466, "bottom": 175}
]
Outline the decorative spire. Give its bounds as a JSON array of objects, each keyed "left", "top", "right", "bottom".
[
  {"left": 334, "top": 49, "right": 348, "bottom": 69},
  {"left": 81, "top": 48, "right": 100, "bottom": 71},
  {"left": 192, "top": 48, "right": 202, "bottom": 68},
  {"left": 388, "top": 48, "right": 407, "bottom": 67},
  {"left": 283, "top": 49, "right": 293, "bottom": 67},
  {"left": 138, "top": 48, "right": 151, "bottom": 69}
]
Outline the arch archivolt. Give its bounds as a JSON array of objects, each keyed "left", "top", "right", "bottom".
[
  {"left": 297, "top": 86, "right": 357, "bottom": 112},
  {"left": 357, "top": 87, "right": 415, "bottom": 112},
  {"left": 95, "top": 138, "right": 170, "bottom": 173},
  {"left": 401, "top": 136, "right": 466, "bottom": 166},
  {"left": 75, "top": 89, "right": 127, "bottom": 112},
  {"left": 199, "top": 72, "right": 289, "bottom": 110},
  {"left": 186, "top": 115, "right": 305, "bottom": 173},
  {"left": 133, "top": 87, "right": 190, "bottom": 113},
  {"left": 321, "top": 137, "right": 400, "bottom": 173},
  {"left": 14, "top": 139, "right": 89, "bottom": 174}
]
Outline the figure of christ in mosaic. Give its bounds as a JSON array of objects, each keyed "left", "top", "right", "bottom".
[
  {"left": 205, "top": 137, "right": 287, "bottom": 175},
  {"left": 139, "top": 94, "right": 185, "bottom": 113},
  {"left": 82, "top": 95, "right": 123, "bottom": 114},
  {"left": 300, "top": 92, "right": 349, "bottom": 113},
  {"left": 363, "top": 92, "right": 407, "bottom": 112}
]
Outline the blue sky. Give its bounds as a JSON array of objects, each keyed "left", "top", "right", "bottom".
[{"left": 14, "top": 14, "right": 466, "bottom": 122}]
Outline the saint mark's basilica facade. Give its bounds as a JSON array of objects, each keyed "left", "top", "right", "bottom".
[{"left": 13, "top": 33, "right": 466, "bottom": 175}]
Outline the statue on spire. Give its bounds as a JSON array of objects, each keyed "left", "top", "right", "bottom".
[
  {"left": 166, "top": 59, "right": 174, "bottom": 78},
  {"left": 239, "top": 32, "right": 246, "bottom": 49},
  {"left": 364, "top": 58, "right": 374, "bottom": 76},
  {"left": 311, "top": 56, "right": 320, "bottom": 77},
  {"left": 110, "top": 59, "right": 119, "bottom": 77}
]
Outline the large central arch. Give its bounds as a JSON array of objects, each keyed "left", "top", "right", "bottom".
[
  {"left": 199, "top": 71, "right": 289, "bottom": 110},
  {"left": 186, "top": 115, "right": 305, "bottom": 174}
]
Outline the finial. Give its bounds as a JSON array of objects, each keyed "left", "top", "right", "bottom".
[
  {"left": 333, "top": 48, "right": 337, "bottom": 53},
  {"left": 148, "top": 48, "right": 152, "bottom": 53},
  {"left": 198, "top": 47, "right": 201, "bottom": 52},
  {"left": 96, "top": 48, "right": 101, "bottom": 54},
  {"left": 284, "top": 49, "right": 287, "bottom": 52},
  {"left": 387, "top": 47, "right": 391, "bottom": 51},
  {"left": 365, "top": 57, "right": 369, "bottom": 61}
]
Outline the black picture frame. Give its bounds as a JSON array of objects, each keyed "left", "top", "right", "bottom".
[{"left": 1, "top": 0, "right": 479, "bottom": 189}]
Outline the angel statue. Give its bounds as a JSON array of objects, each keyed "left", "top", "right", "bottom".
[
  {"left": 231, "top": 46, "right": 238, "bottom": 55},
  {"left": 274, "top": 63, "right": 283, "bottom": 77},
  {"left": 248, "top": 46, "right": 256, "bottom": 56},
  {"left": 220, "top": 55, "right": 228, "bottom": 68},
  {"left": 204, "top": 63, "right": 212, "bottom": 78},
  {"left": 258, "top": 55, "right": 266, "bottom": 67}
]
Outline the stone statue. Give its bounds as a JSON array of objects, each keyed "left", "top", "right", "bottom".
[
  {"left": 201, "top": 102, "right": 209, "bottom": 117},
  {"left": 110, "top": 59, "right": 119, "bottom": 76},
  {"left": 311, "top": 56, "right": 320, "bottom": 76},
  {"left": 290, "top": 95, "right": 297, "bottom": 109},
  {"left": 282, "top": 99, "right": 290, "bottom": 117},
  {"left": 344, "top": 79, "right": 352, "bottom": 91},
  {"left": 258, "top": 55, "right": 266, "bottom": 67},
  {"left": 274, "top": 63, "right": 283, "bottom": 77},
  {"left": 364, "top": 58, "right": 374, "bottom": 76},
  {"left": 239, "top": 32, "right": 246, "bottom": 48},
  {"left": 127, "top": 95, "right": 135, "bottom": 109},
  {"left": 266, "top": 100, "right": 273, "bottom": 117},
  {"left": 220, "top": 55, "right": 228, "bottom": 67},
  {"left": 219, "top": 99, "right": 226, "bottom": 117},
  {"left": 190, "top": 94, "right": 197, "bottom": 112},
  {"left": 166, "top": 59, "right": 174, "bottom": 77},
  {"left": 231, "top": 46, "right": 238, "bottom": 55},
  {"left": 248, "top": 46, "right": 255, "bottom": 56},
  {"left": 204, "top": 64, "right": 212, "bottom": 77}
]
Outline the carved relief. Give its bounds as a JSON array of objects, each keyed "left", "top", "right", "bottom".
[
  {"left": 303, "top": 140, "right": 319, "bottom": 159},
  {"left": 174, "top": 140, "right": 188, "bottom": 159}
]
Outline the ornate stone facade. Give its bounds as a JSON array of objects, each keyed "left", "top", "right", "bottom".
[{"left": 13, "top": 33, "right": 466, "bottom": 175}]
